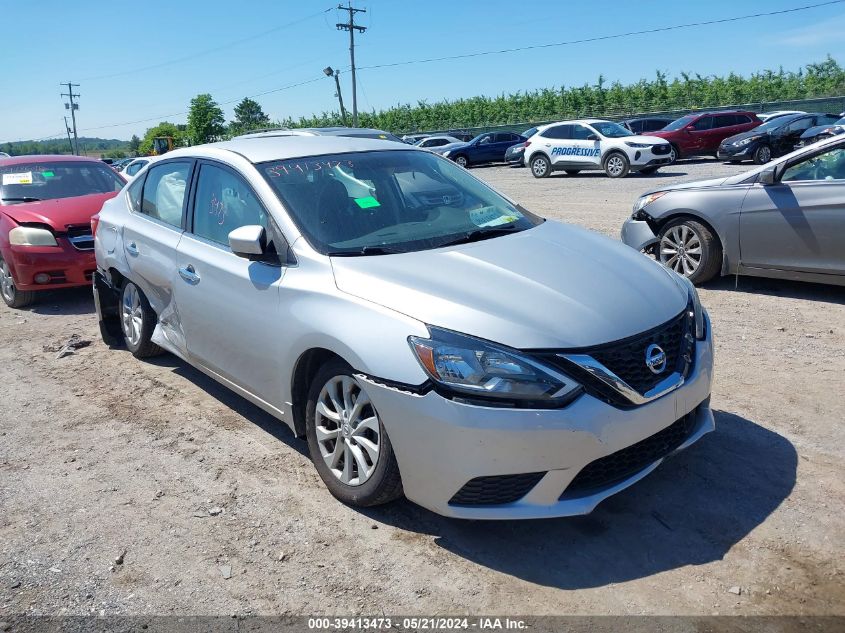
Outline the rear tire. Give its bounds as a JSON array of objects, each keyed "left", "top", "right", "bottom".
[
  {"left": 753, "top": 144, "right": 772, "bottom": 165},
  {"left": 120, "top": 281, "right": 162, "bottom": 358},
  {"left": 603, "top": 152, "right": 630, "bottom": 178},
  {"left": 658, "top": 218, "right": 722, "bottom": 285},
  {"left": 530, "top": 155, "right": 551, "bottom": 178},
  {"left": 306, "top": 359, "right": 403, "bottom": 507},
  {"left": 0, "top": 258, "right": 35, "bottom": 309}
]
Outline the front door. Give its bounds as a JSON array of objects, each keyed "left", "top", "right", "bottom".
[
  {"left": 174, "top": 160, "right": 290, "bottom": 406},
  {"left": 686, "top": 116, "right": 713, "bottom": 154},
  {"left": 739, "top": 143, "right": 845, "bottom": 275}
]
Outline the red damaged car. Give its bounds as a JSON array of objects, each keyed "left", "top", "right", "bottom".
[
  {"left": 0, "top": 155, "right": 125, "bottom": 308},
  {"left": 645, "top": 110, "right": 761, "bottom": 162}
]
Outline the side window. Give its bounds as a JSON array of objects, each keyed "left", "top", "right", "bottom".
[
  {"left": 478, "top": 134, "right": 493, "bottom": 145},
  {"left": 782, "top": 147, "right": 845, "bottom": 182},
  {"left": 785, "top": 118, "right": 814, "bottom": 134},
  {"left": 126, "top": 173, "right": 145, "bottom": 212},
  {"left": 126, "top": 162, "right": 142, "bottom": 176},
  {"left": 141, "top": 162, "right": 190, "bottom": 228},
  {"left": 430, "top": 139, "right": 448, "bottom": 147},
  {"left": 712, "top": 115, "right": 734, "bottom": 129},
  {"left": 192, "top": 163, "right": 269, "bottom": 246},
  {"left": 542, "top": 125, "right": 571, "bottom": 140},
  {"left": 570, "top": 124, "right": 594, "bottom": 140},
  {"left": 691, "top": 116, "right": 712, "bottom": 131},
  {"left": 738, "top": 115, "right": 753, "bottom": 125}
]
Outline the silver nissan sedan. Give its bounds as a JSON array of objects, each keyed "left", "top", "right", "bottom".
[{"left": 93, "top": 132, "right": 714, "bottom": 519}]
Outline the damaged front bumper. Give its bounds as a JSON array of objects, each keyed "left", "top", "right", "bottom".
[{"left": 621, "top": 216, "right": 660, "bottom": 252}]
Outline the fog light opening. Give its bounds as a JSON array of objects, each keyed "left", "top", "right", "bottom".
[{"left": 34, "top": 273, "right": 51, "bottom": 284}]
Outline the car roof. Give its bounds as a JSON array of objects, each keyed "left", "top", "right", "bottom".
[
  {"left": 0, "top": 154, "right": 103, "bottom": 167},
  {"left": 167, "top": 135, "right": 415, "bottom": 164}
]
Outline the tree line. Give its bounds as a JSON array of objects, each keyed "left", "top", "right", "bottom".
[{"left": 4, "top": 56, "right": 844, "bottom": 157}]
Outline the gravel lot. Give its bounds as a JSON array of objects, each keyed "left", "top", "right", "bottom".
[{"left": 0, "top": 160, "right": 843, "bottom": 618}]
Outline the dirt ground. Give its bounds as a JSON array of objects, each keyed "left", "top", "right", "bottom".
[{"left": 0, "top": 160, "right": 843, "bottom": 618}]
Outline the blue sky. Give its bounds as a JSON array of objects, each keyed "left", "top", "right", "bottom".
[{"left": 2, "top": 0, "right": 843, "bottom": 142}]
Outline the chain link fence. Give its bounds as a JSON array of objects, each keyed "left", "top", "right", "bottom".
[{"left": 398, "top": 95, "right": 845, "bottom": 138}]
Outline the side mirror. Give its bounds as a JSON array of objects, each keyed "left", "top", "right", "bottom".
[
  {"left": 758, "top": 167, "right": 778, "bottom": 185},
  {"left": 586, "top": 134, "right": 599, "bottom": 141},
  {"left": 229, "top": 225, "right": 268, "bottom": 261}
]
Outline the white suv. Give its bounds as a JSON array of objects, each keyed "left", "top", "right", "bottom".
[{"left": 524, "top": 119, "right": 673, "bottom": 178}]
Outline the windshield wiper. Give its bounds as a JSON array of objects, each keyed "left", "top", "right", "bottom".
[
  {"left": 436, "top": 225, "right": 522, "bottom": 248},
  {"left": 1, "top": 196, "right": 41, "bottom": 203},
  {"left": 328, "top": 245, "right": 404, "bottom": 257}
]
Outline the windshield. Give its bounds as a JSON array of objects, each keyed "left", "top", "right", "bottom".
[
  {"left": 663, "top": 115, "right": 696, "bottom": 131},
  {"left": 260, "top": 150, "right": 542, "bottom": 255},
  {"left": 522, "top": 127, "right": 538, "bottom": 138},
  {"left": 0, "top": 161, "right": 124, "bottom": 203},
  {"left": 589, "top": 121, "right": 633, "bottom": 138}
]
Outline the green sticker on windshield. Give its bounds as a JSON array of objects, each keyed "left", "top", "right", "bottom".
[
  {"left": 355, "top": 196, "right": 381, "bottom": 209},
  {"left": 42, "top": 171, "right": 55, "bottom": 178}
]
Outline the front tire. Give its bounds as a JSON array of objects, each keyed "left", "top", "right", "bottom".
[
  {"left": 753, "top": 144, "right": 772, "bottom": 165},
  {"left": 603, "top": 152, "right": 630, "bottom": 178},
  {"left": 668, "top": 144, "right": 680, "bottom": 164},
  {"left": 120, "top": 281, "right": 162, "bottom": 358},
  {"left": 0, "top": 258, "right": 35, "bottom": 309},
  {"left": 658, "top": 218, "right": 722, "bottom": 284},
  {"left": 453, "top": 155, "right": 469, "bottom": 168},
  {"left": 530, "top": 154, "right": 551, "bottom": 178},
  {"left": 306, "top": 360, "right": 403, "bottom": 507}
]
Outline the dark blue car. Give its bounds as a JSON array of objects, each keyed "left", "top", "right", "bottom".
[{"left": 433, "top": 131, "right": 527, "bottom": 168}]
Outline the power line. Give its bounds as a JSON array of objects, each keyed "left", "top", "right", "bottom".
[
  {"left": 80, "top": 8, "right": 333, "bottom": 82},
  {"left": 357, "top": 1, "right": 845, "bottom": 72}
]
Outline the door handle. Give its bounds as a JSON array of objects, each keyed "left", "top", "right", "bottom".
[
  {"left": 126, "top": 242, "right": 139, "bottom": 256},
  {"left": 178, "top": 265, "right": 201, "bottom": 285},
  {"left": 545, "top": 143, "right": 551, "bottom": 147}
]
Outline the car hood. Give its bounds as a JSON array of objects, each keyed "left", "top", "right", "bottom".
[
  {"left": 433, "top": 141, "right": 471, "bottom": 154},
  {"left": 721, "top": 130, "right": 766, "bottom": 145},
  {"left": 330, "top": 221, "right": 687, "bottom": 350},
  {"left": 642, "top": 130, "right": 679, "bottom": 140},
  {"left": 623, "top": 134, "right": 671, "bottom": 145},
  {"left": 0, "top": 192, "right": 118, "bottom": 229},
  {"left": 800, "top": 123, "right": 842, "bottom": 139}
]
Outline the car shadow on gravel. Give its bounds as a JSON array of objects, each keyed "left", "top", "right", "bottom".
[
  {"left": 363, "top": 410, "right": 797, "bottom": 590},
  {"left": 146, "top": 354, "right": 309, "bottom": 458},
  {"left": 704, "top": 275, "right": 845, "bottom": 305},
  {"left": 27, "top": 287, "right": 95, "bottom": 316}
]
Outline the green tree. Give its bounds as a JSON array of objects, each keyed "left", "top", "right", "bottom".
[
  {"left": 128, "top": 134, "right": 141, "bottom": 156},
  {"left": 229, "top": 97, "right": 270, "bottom": 136},
  {"left": 139, "top": 122, "right": 184, "bottom": 155},
  {"left": 187, "top": 93, "right": 225, "bottom": 145}
]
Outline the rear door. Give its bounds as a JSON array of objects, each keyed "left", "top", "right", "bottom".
[
  {"left": 739, "top": 142, "right": 845, "bottom": 275},
  {"left": 174, "top": 160, "right": 290, "bottom": 405},
  {"left": 121, "top": 159, "right": 193, "bottom": 351}
]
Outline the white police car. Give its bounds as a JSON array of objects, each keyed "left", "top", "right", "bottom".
[{"left": 524, "top": 119, "right": 673, "bottom": 178}]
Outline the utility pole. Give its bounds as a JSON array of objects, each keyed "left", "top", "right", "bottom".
[
  {"left": 323, "top": 67, "right": 348, "bottom": 126},
  {"left": 61, "top": 82, "right": 80, "bottom": 155},
  {"left": 336, "top": 3, "right": 366, "bottom": 127},
  {"left": 63, "top": 116, "right": 74, "bottom": 154}
]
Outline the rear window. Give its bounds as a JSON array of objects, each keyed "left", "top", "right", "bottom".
[{"left": 0, "top": 161, "right": 124, "bottom": 203}]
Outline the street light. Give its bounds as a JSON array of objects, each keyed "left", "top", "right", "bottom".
[{"left": 323, "top": 66, "right": 348, "bottom": 127}]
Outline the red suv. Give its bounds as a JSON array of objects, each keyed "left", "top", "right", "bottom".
[
  {"left": 0, "top": 155, "right": 125, "bottom": 308},
  {"left": 645, "top": 111, "right": 761, "bottom": 162}
]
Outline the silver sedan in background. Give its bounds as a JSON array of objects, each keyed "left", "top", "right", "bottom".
[
  {"left": 622, "top": 135, "right": 845, "bottom": 285},
  {"left": 93, "top": 132, "right": 713, "bottom": 519}
]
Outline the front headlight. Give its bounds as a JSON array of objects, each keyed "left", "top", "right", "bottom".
[
  {"left": 735, "top": 136, "right": 757, "bottom": 147},
  {"left": 625, "top": 141, "right": 652, "bottom": 148},
  {"left": 9, "top": 226, "right": 58, "bottom": 247},
  {"left": 442, "top": 150, "right": 451, "bottom": 157},
  {"left": 633, "top": 191, "right": 666, "bottom": 214},
  {"left": 409, "top": 327, "right": 581, "bottom": 405},
  {"left": 673, "top": 273, "right": 706, "bottom": 340}
]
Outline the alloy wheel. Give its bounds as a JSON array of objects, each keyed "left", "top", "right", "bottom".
[
  {"left": 455, "top": 156, "right": 468, "bottom": 168},
  {"left": 121, "top": 284, "right": 143, "bottom": 347},
  {"left": 0, "top": 260, "right": 15, "bottom": 304},
  {"left": 660, "top": 224, "right": 702, "bottom": 277},
  {"left": 315, "top": 375, "right": 380, "bottom": 486},
  {"left": 606, "top": 155, "right": 625, "bottom": 177},
  {"left": 532, "top": 157, "right": 548, "bottom": 177},
  {"left": 758, "top": 145, "right": 772, "bottom": 163},
  {"left": 669, "top": 146, "right": 677, "bottom": 163}
]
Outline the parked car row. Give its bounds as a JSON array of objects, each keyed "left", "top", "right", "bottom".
[{"left": 1, "top": 125, "right": 842, "bottom": 522}]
